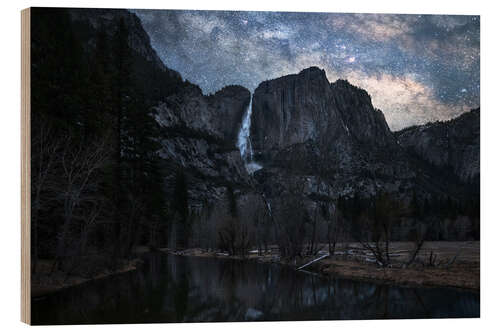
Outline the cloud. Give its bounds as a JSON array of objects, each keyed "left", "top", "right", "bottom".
[
  {"left": 325, "top": 69, "right": 475, "bottom": 130},
  {"left": 327, "top": 14, "right": 416, "bottom": 42}
]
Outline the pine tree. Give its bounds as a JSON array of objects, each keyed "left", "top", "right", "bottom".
[
  {"left": 173, "top": 170, "right": 189, "bottom": 249},
  {"left": 109, "top": 17, "right": 133, "bottom": 255}
]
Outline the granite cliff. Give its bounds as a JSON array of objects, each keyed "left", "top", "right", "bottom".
[
  {"left": 251, "top": 67, "right": 413, "bottom": 201},
  {"left": 66, "top": 9, "right": 479, "bottom": 240},
  {"left": 396, "top": 109, "right": 480, "bottom": 187}
]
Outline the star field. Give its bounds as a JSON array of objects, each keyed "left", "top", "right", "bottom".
[{"left": 134, "top": 10, "right": 479, "bottom": 130}]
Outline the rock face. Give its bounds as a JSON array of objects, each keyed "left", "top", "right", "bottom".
[
  {"left": 251, "top": 66, "right": 479, "bottom": 201},
  {"left": 66, "top": 9, "right": 479, "bottom": 240},
  {"left": 248, "top": 67, "right": 479, "bottom": 241},
  {"left": 156, "top": 85, "right": 251, "bottom": 143},
  {"left": 67, "top": 8, "right": 252, "bottom": 209},
  {"left": 251, "top": 67, "right": 411, "bottom": 200},
  {"left": 396, "top": 109, "right": 480, "bottom": 186},
  {"left": 68, "top": 8, "right": 179, "bottom": 78},
  {"left": 252, "top": 67, "right": 395, "bottom": 158},
  {"left": 251, "top": 67, "right": 400, "bottom": 174},
  {"left": 154, "top": 84, "right": 252, "bottom": 207},
  {"left": 251, "top": 67, "right": 341, "bottom": 155},
  {"left": 330, "top": 79, "right": 394, "bottom": 147}
]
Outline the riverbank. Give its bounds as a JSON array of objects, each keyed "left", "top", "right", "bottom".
[
  {"left": 165, "top": 241, "right": 479, "bottom": 291},
  {"left": 31, "top": 256, "right": 144, "bottom": 298}
]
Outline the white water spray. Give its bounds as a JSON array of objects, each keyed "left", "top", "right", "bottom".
[{"left": 237, "top": 94, "right": 262, "bottom": 173}]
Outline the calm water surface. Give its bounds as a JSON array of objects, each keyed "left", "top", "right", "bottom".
[{"left": 32, "top": 253, "right": 479, "bottom": 324}]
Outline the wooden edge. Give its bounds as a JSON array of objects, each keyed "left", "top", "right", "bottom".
[{"left": 21, "top": 7, "right": 31, "bottom": 325}]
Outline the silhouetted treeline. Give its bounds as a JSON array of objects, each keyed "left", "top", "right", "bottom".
[
  {"left": 30, "top": 8, "right": 188, "bottom": 275},
  {"left": 337, "top": 191, "right": 479, "bottom": 243}
]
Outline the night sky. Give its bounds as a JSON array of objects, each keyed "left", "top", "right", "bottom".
[{"left": 134, "top": 10, "right": 480, "bottom": 130}]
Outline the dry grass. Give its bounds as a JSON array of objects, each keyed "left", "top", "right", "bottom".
[
  {"left": 31, "top": 257, "right": 143, "bottom": 298},
  {"left": 171, "top": 241, "right": 479, "bottom": 290}
]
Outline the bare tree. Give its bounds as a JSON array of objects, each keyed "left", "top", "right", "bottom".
[
  {"left": 217, "top": 215, "right": 251, "bottom": 257},
  {"left": 275, "top": 194, "right": 308, "bottom": 259},
  {"left": 327, "top": 203, "right": 344, "bottom": 255},
  {"left": 405, "top": 225, "right": 427, "bottom": 268},
  {"left": 31, "top": 119, "right": 61, "bottom": 273},
  {"left": 54, "top": 134, "right": 111, "bottom": 270},
  {"left": 251, "top": 198, "right": 271, "bottom": 256},
  {"left": 358, "top": 193, "right": 401, "bottom": 267},
  {"left": 306, "top": 201, "right": 320, "bottom": 256},
  {"left": 78, "top": 201, "right": 104, "bottom": 256}
]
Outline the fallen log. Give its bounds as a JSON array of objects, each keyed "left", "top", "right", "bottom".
[{"left": 296, "top": 253, "right": 329, "bottom": 270}]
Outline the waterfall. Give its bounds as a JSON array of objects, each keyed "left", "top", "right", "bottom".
[
  {"left": 237, "top": 94, "right": 262, "bottom": 173},
  {"left": 237, "top": 94, "right": 253, "bottom": 162}
]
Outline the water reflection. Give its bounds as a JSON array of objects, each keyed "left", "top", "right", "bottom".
[{"left": 32, "top": 253, "right": 479, "bottom": 325}]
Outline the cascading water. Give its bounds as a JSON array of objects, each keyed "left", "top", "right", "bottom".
[{"left": 237, "top": 94, "right": 262, "bottom": 174}]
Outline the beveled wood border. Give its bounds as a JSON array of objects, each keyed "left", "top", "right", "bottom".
[{"left": 21, "top": 7, "right": 31, "bottom": 325}]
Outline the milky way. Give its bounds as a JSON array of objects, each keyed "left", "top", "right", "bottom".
[{"left": 134, "top": 10, "right": 479, "bottom": 130}]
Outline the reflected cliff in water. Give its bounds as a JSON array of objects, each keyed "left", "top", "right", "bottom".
[{"left": 32, "top": 253, "right": 479, "bottom": 325}]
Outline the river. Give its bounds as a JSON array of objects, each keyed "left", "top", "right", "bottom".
[{"left": 31, "top": 253, "right": 479, "bottom": 324}]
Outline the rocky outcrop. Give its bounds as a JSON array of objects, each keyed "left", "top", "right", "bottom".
[
  {"left": 396, "top": 109, "right": 480, "bottom": 186},
  {"left": 156, "top": 85, "right": 250, "bottom": 143},
  {"left": 65, "top": 8, "right": 479, "bottom": 239},
  {"left": 66, "top": 8, "right": 252, "bottom": 209},
  {"left": 251, "top": 67, "right": 398, "bottom": 168},
  {"left": 330, "top": 79, "right": 395, "bottom": 147},
  {"left": 251, "top": 67, "right": 342, "bottom": 155},
  {"left": 68, "top": 8, "right": 179, "bottom": 78},
  {"left": 250, "top": 67, "right": 410, "bottom": 200},
  {"left": 247, "top": 67, "right": 479, "bottom": 240},
  {"left": 154, "top": 85, "right": 252, "bottom": 207},
  {"left": 208, "top": 86, "right": 252, "bottom": 143}
]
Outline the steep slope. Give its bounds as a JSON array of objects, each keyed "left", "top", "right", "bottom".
[
  {"left": 65, "top": 8, "right": 252, "bottom": 208},
  {"left": 251, "top": 67, "right": 345, "bottom": 156},
  {"left": 330, "top": 79, "right": 395, "bottom": 147},
  {"left": 59, "top": 8, "right": 481, "bottom": 240},
  {"left": 396, "top": 109, "right": 480, "bottom": 187},
  {"left": 247, "top": 67, "right": 480, "bottom": 240},
  {"left": 155, "top": 84, "right": 252, "bottom": 207},
  {"left": 251, "top": 67, "right": 396, "bottom": 158},
  {"left": 68, "top": 8, "right": 173, "bottom": 72},
  {"left": 251, "top": 67, "right": 412, "bottom": 200}
]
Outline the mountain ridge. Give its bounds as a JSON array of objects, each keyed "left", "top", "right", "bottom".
[{"left": 61, "top": 8, "right": 479, "bottom": 240}]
